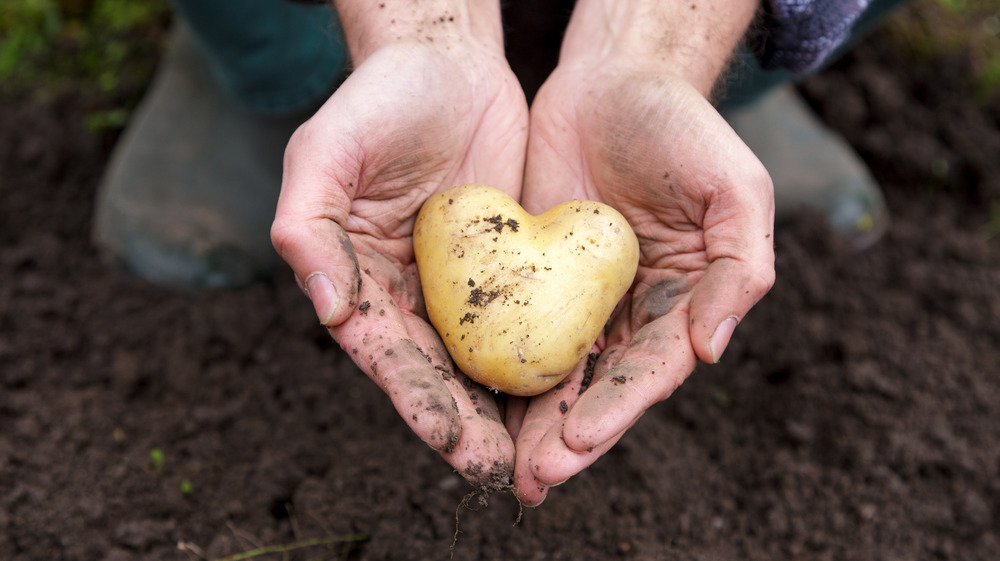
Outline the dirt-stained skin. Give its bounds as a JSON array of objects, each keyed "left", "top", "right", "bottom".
[
  {"left": 336, "top": 226, "right": 362, "bottom": 309},
  {"left": 633, "top": 277, "right": 689, "bottom": 325}
]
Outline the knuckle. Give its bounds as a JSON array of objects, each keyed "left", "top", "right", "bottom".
[
  {"left": 269, "top": 219, "right": 303, "bottom": 258},
  {"left": 750, "top": 264, "right": 776, "bottom": 298}
]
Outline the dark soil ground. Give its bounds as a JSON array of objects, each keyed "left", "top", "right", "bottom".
[{"left": 3, "top": 5, "right": 1000, "bottom": 561}]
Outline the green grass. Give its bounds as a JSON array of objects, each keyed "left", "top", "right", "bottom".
[
  {"left": 1, "top": 0, "right": 172, "bottom": 131},
  {"left": 0, "top": 0, "right": 60, "bottom": 79},
  {"left": 1, "top": 0, "right": 172, "bottom": 80},
  {"left": 886, "top": 0, "right": 1000, "bottom": 100},
  {"left": 149, "top": 447, "right": 165, "bottom": 472}
]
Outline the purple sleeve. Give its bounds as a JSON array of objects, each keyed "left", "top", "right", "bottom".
[{"left": 757, "top": 0, "right": 872, "bottom": 73}]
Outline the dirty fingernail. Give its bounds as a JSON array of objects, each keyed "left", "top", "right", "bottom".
[
  {"left": 518, "top": 492, "right": 546, "bottom": 508},
  {"left": 305, "top": 272, "right": 338, "bottom": 325},
  {"left": 709, "top": 315, "right": 739, "bottom": 363},
  {"left": 518, "top": 478, "right": 549, "bottom": 507}
]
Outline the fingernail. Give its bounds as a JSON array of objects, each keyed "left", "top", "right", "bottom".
[
  {"left": 519, "top": 491, "right": 546, "bottom": 508},
  {"left": 709, "top": 315, "right": 739, "bottom": 363},
  {"left": 304, "top": 272, "right": 338, "bottom": 325},
  {"left": 519, "top": 478, "right": 548, "bottom": 507}
]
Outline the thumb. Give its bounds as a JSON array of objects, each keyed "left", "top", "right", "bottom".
[
  {"left": 688, "top": 256, "right": 773, "bottom": 363},
  {"left": 689, "top": 185, "right": 775, "bottom": 363},
  {"left": 271, "top": 126, "right": 362, "bottom": 328}
]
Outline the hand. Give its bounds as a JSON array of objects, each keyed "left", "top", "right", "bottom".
[
  {"left": 510, "top": 53, "right": 774, "bottom": 503},
  {"left": 271, "top": 14, "right": 529, "bottom": 488}
]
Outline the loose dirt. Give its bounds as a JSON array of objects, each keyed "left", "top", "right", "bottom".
[{"left": 2, "top": 6, "right": 998, "bottom": 561}]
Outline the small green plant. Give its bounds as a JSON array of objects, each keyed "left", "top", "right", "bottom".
[
  {"left": 84, "top": 107, "right": 130, "bottom": 134},
  {"left": 149, "top": 447, "right": 165, "bottom": 472},
  {"left": 178, "top": 479, "right": 194, "bottom": 496},
  {"left": 713, "top": 389, "right": 733, "bottom": 409}
]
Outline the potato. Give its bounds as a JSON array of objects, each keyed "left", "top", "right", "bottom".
[{"left": 413, "top": 184, "right": 639, "bottom": 396}]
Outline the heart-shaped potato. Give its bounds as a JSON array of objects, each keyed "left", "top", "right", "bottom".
[{"left": 413, "top": 184, "right": 639, "bottom": 396}]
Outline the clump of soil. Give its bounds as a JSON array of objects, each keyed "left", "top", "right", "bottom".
[{"left": 2, "top": 6, "right": 999, "bottom": 561}]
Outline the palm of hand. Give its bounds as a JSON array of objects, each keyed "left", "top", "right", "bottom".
[
  {"left": 275, "top": 42, "right": 529, "bottom": 487},
  {"left": 513, "top": 68, "right": 775, "bottom": 504}
]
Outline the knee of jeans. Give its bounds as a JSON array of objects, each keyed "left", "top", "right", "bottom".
[{"left": 172, "top": 0, "right": 348, "bottom": 115}]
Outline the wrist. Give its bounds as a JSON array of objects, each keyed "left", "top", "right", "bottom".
[
  {"left": 333, "top": 0, "right": 505, "bottom": 65},
  {"left": 558, "top": 0, "right": 760, "bottom": 96}
]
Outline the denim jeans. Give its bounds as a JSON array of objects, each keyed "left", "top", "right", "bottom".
[
  {"left": 172, "top": 0, "right": 907, "bottom": 114},
  {"left": 170, "top": 0, "right": 348, "bottom": 115}
]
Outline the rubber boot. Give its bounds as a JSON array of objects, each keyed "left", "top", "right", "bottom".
[
  {"left": 725, "top": 85, "right": 889, "bottom": 250},
  {"left": 93, "top": 26, "right": 306, "bottom": 289}
]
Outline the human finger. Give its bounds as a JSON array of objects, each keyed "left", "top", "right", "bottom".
[
  {"left": 511, "top": 349, "right": 597, "bottom": 505},
  {"left": 561, "top": 309, "right": 698, "bottom": 453},
  {"left": 687, "top": 142, "right": 775, "bottom": 363},
  {"left": 330, "top": 269, "right": 464, "bottom": 455},
  {"left": 402, "top": 315, "right": 515, "bottom": 489},
  {"left": 271, "top": 121, "right": 362, "bottom": 328}
]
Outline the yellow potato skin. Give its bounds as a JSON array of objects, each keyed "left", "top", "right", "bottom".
[{"left": 413, "top": 184, "right": 639, "bottom": 396}]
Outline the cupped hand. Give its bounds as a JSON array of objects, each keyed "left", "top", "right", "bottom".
[
  {"left": 271, "top": 40, "right": 529, "bottom": 489},
  {"left": 510, "top": 63, "right": 776, "bottom": 505}
]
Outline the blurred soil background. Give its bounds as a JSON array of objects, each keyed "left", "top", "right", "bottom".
[{"left": 1, "top": 0, "right": 999, "bottom": 559}]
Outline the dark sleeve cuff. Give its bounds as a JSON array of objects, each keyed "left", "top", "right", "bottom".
[{"left": 755, "top": 0, "right": 872, "bottom": 73}]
